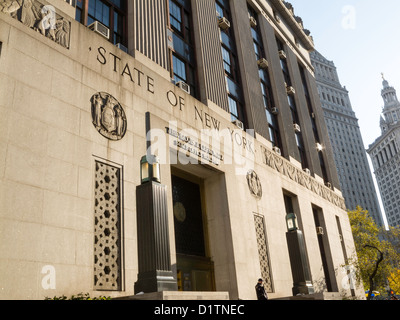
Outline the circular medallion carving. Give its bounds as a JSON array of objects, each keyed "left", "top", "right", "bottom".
[
  {"left": 173, "top": 202, "right": 186, "bottom": 223},
  {"left": 247, "top": 170, "right": 262, "bottom": 199},
  {"left": 91, "top": 92, "right": 127, "bottom": 141}
]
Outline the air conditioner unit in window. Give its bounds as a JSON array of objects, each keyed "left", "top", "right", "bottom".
[
  {"left": 232, "top": 120, "right": 244, "bottom": 130},
  {"left": 218, "top": 17, "right": 231, "bottom": 30},
  {"left": 303, "top": 168, "right": 311, "bottom": 175},
  {"left": 250, "top": 16, "right": 257, "bottom": 28},
  {"left": 176, "top": 81, "right": 190, "bottom": 94},
  {"left": 273, "top": 146, "right": 281, "bottom": 155},
  {"left": 116, "top": 43, "right": 128, "bottom": 53},
  {"left": 257, "top": 58, "right": 269, "bottom": 69},
  {"left": 286, "top": 86, "right": 296, "bottom": 95},
  {"left": 89, "top": 21, "right": 110, "bottom": 39},
  {"left": 293, "top": 123, "right": 301, "bottom": 133},
  {"left": 271, "top": 107, "right": 279, "bottom": 115},
  {"left": 316, "top": 227, "right": 324, "bottom": 235},
  {"left": 278, "top": 50, "right": 287, "bottom": 59}
]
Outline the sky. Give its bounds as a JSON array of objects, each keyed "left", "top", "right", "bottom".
[
  {"left": 289, "top": 0, "right": 400, "bottom": 147},
  {"left": 288, "top": 0, "right": 400, "bottom": 227}
]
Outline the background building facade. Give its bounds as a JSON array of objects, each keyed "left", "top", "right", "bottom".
[
  {"left": 368, "top": 78, "right": 400, "bottom": 228},
  {"left": 0, "top": 0, "right": 364, "bottom": 299},
  {"left": 311, "top": 50, "right": 385, "bottom": 227}
]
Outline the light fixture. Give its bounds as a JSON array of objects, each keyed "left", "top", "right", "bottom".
[
  {"left": 140, "top": 155, "right": 161, "bottom": 184},
  {"left": 286, "top": 213, "right": 298, "bottom": 232}
]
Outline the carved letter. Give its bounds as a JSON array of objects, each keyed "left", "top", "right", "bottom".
[
  {"left": 167, "top": 91, "right": 178, "bottom": 107},
  {"left": 134, "top": 68, "right": 144, "bottom": 86},
  {"left": 147, "top": 76, "right": 155, "bottom": 94},
  {"left": 97, "top": 47, "right": 107, "bottom": 65},
  {"left": 194, "top": 106, "right": 203, "bottom": 122},
  {"left": 109, "top": 52, "right": 121, "bottom": 72},
  {"left": 121, "top": 63, "right": 133, "bottom": 82}
]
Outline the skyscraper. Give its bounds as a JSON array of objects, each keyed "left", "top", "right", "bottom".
[
  {"left": 0, "top": 0, "right": 364, "bottom": 300},
  {"left": 367, "top": 77, "right": 400, "bottom": 228},
  {"left": 311, "top": 50, "right": 385, "bottom": 227}
]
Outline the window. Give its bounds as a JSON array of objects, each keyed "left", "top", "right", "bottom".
[
  {"left": 76, "top": 0, "right": 127, "bottom": 45},
  {"left": 215, "top": 0, "right": 226, "bottom": 18},
  {"left": 228, "top": 96, "right": 245, "bottom": 122},
  {"left": 249, "top": 5, "right": 282, "bottom": 151},
  {"left": 216, "top": 0, "right": 246, "bottom": 125},
  {"left": 169, "top": 0, "right": 198, "bottom": 98},
  {"left": 284, "top": 194, "right": 295, "bottom": 215},
  {"left": 313, "top": 207, "right": 338, "bottom": 292},
  {"left": 113, "top": 9, "right": 124, "bottom": 45},
  {"left": 299, "top": 64, "right": 329, "bottom": 183},
  {"left": 172, "top": 54, "right": 186, "bottom": 83},
  {"left": 75, "top": 0, "right": 83, "bottom": 22},
  {"left": 392, "top": 141, "right": 398, "bottom": 154},
  {"left": 88, "top": 0, "right": 110, "bottom": 27},
  {"left": 278, "top": 39, "right": 308, "bottom": 168},
  {"left": 276, "top": 38, "right": 291, "bottom": 86},
  {"left": 169, "top": 0, "right": 182, "bottom": 32},
  {"left": 222, "top": 46, "right": 232, "bottom": 74}
]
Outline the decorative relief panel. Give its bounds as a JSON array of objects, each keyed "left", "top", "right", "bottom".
[
  {"left": 261, "top": 146, "right": 346, "bottom": 210},
  {"left": 91, "top": 92, "right": 127, "bottom": 141},
  {"left": 254, "top": 214, "right": 273, "bottom": 292},
  {"left": 94, "top": 161, "right": 122, "bottom": 291},
  {"left": 0, "top": 0, "right": 71, "bottom": 49},
  {"left": 246, "top": 170, "right": 262, "bottom": 199}
]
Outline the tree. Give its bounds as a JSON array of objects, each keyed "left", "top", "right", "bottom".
[
  {"left": 347, "top": 206, "right": 400, "bottom": 300},
  {"left": 388, "top": 270, "right": 400, "bottom": 295}
]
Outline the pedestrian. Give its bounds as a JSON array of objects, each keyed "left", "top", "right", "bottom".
[{"left": 255, "top": 278, "right": 268, "bottom": 300}]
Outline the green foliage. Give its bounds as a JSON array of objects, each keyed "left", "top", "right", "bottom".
[
  {"left": 347, "top": 206, "right": 400, "bottom": 297},
  {"left": 389, "top": 270, "right": 400, "bottom": 294},
  {"left": 45, "top": 292, "right": 111, "bottom": 300}
]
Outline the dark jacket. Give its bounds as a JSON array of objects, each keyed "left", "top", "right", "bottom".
[{"left": 255, "top": 283, "right": 268, "bottom": 300}]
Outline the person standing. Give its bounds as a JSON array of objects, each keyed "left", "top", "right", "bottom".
[{"left": 255, "top": 278, "right": 268, "bottom": 300}]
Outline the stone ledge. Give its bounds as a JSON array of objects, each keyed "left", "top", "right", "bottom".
[
  {"left": 273, "top": 292, "right": 342, "bottom": 300},
  {"left": 114, "top": 291, "right": 230, "bottom": 301}
]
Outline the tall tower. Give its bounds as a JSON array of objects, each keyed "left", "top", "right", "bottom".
[
  {"left": 367, "top": 77, "right": 400, "bottom": 227},
  {"left": 311, "top": 51, "right": 384, "bottom": 226}
]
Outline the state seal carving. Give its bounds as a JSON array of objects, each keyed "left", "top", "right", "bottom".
[
  {"left": 247, "top": 170, "right": 262, "bottom": 199},
  {"left": 91, "top": 92, "right": 127, "bottom": 141}
]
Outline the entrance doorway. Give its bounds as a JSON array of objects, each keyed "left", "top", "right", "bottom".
[{"left": 171, "top": 172, "right": 215, "bottom": 292}]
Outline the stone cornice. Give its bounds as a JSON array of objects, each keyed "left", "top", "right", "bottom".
[
  {"left": 270, "top": 0, "right": 315, "bottom": 51},
  {"left": 261, "top": 146, "right": 347, "bottom": 210},
  {"left": 368, "top": 124, "right": 400, "bottom": 152}
]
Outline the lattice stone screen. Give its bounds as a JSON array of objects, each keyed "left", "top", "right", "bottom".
[
  {"left": 94, "top": 161, "right": 122, "bottom": 291},
  {"left": 254, "top": 214, "right": 273, "bottom": 292}
]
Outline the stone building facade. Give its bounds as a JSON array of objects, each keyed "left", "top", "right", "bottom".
[
  {"left": 311, "top": 50, "right": 385, "bottom": 227},
  {"left": 368, "top": 78, "right": 400, "bottom": 228},
  {"left": 0, "top": 0, "right": 364, "bottom": 299}
]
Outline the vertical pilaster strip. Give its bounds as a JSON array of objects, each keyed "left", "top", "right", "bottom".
[
  {"left": 134, "top": 0, "right": 168, "bottom": 69},
  {"left": 192, "top": 0, "right": 229, "bottom": 111}
]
